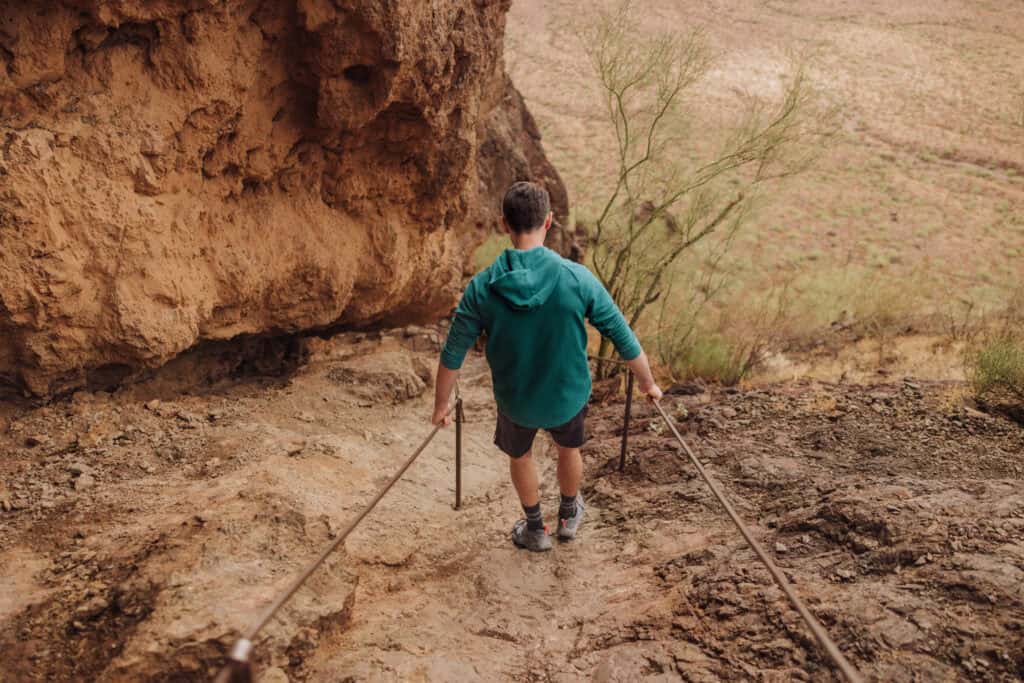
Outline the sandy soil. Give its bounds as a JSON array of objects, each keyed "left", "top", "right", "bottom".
[{"left": 1, "top": 331, "right": 1022, "bottom": 681}]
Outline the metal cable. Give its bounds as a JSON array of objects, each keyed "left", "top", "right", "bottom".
[
  {"left": 214, "top": 403, "right": 454, "bottom": 683},
  {"left": 214, "top": 352, "right": 860, "bottom": 681},
  {"left": 650, "top": 399, "right": 863, "bottom": 683}
]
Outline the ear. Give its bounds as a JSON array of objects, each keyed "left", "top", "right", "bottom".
[
  {"left": 501, "top": 218, "right": 512, "bottom": 235},
  {"left": 543, "top": 212, "right": 553, "bottom": 232}
]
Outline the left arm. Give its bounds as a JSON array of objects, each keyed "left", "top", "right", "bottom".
[
  {"left": 433, "top": 281, "right": 484, "bottom": 426},
  {"left": 431, "top": 363, "right": 459, "bottom": 426}
]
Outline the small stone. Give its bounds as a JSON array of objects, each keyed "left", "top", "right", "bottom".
[
  {"left": 835, "top": 568, "right": 855, "bottom": 580},
  {"left": 24, "top": 435, "right": 44, "bottom": 448},
  {"left": 259, "top": 668, "right": 290, "bottom": 683},
  {"left": 800, "top": 534, "right": 811, "bottom": 545},
  {"left": 720, "top": 407, "right": 738, "bottom": 419},
  {"left": 774, "top": 542, "right": 788, "bottom": 554},
  {"left": 284, "top": 440, "right": 306, "bottom": 457},
  {"left": 296, "top": 412, "right": 315, "bottom": 423},
  {"left": 74, "top": 473, "right": 96, "bottom": 491},
  {"left": 75, "top": 595, "right": 109, "bottom": 618},
  {"left": 145, "top": 399, "right": 161, "bottom": 411},
  {"left": 67, "top": 462, "right": 92, "bottom": 476},
  {"left": 175, "top": 410, "right": 202, "bottom": 427},
  {"left": 76, "top": 431, "right": 102, "bottom": 449}
]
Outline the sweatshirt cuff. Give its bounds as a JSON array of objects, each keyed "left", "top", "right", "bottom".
[
  {"left": 617, "top": 336, "right": 642, "bottom": 362},
  {"left": 440, "top": 347, "right": 466, "bottom": 370}
]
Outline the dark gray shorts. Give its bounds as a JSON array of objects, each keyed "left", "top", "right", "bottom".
[{"left": 494, "top": 405, "right": 588, "bottom": 458}]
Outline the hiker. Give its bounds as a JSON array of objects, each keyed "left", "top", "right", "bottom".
[{"left": 431, "top": 181, "right": 663, "bottom": 552}]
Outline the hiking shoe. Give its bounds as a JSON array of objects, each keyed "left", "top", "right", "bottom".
[
  {"left": 512, "top": 519, "right": 552, "bottom": 552},
  {"left": 557, "top": 495, "right": 585, "bottom": 541}
]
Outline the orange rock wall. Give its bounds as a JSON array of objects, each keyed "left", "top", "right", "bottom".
[{"left": 0, "top": 0, "right": 567, "bottom": 396}]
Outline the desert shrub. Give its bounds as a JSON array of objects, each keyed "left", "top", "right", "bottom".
[
  {"left": 665, "top": 335, "right": 748, "bottom": 385},
  {"left": 967, "top": 288, "right": 1024, "bottom": 401},
  {"left": 576, "top": 0, "right": 831, "bottom": 376},
  {"left": 655, "top": 278, "right": 792, "bottom": 385},
  {"left": 970, "top": 332, "right": 1024, "bottom": 401},
  {"left": 473, "top": 233, "right": 510, "bottom": 271}
]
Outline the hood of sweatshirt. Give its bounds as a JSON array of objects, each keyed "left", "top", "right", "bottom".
[{"left": 487, "top": 246, "right": 562, "bottom": 310}]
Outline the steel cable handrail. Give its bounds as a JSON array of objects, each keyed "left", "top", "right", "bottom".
[
  {"left": 589, "top": 352, "right": 861, "bottom": 682},
  {"left": 214, "top": 353, "right": 862, "bottom": 682},
  {"left": 650, "top": 399, "right": 863, "bottom": 683},
  {"left": 213, "top": 402, "right": 456, "bottom": 683}
]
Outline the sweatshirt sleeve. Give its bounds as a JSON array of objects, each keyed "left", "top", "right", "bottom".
[
  {"left": 440, "top": 280, "right": 485, "bottom": 370},
  {"left": 583, "top": 270, "right": 642, "bottom": 361}
]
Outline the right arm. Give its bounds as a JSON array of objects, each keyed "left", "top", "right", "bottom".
[
  {"left": 625, "top": 351, "right": 663, "bottom": 401},
  {"left": 584, "top": 271, "right": 663, "bottom": 400}
]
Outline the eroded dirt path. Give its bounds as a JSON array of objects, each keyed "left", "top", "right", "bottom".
[{"left": 2, "top": 334, "right": 1023, "bottom": 681}]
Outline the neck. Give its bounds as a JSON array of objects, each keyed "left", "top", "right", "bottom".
[{"left": 510, "top": 229, "right": 546, "bottom": 251}]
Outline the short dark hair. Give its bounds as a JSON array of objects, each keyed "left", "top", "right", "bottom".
[{"left": 502, "top": 181, "right": 550, "bottom": 233}]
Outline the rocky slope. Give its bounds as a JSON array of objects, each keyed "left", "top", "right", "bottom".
[
  {"left": 0, "top": 0, "right": 569, "bottom": 398},
  {"left": 0, "top": 333, "right": 1021, "bottom": 680}
]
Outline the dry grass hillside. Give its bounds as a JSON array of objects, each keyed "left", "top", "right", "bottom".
[{"left": 503, "top": 0, "right": 1024, "bottom": 383}]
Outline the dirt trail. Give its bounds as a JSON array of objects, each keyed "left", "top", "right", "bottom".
[{"left": 1, "top": 332, "right": 1023, "bottom": 681}]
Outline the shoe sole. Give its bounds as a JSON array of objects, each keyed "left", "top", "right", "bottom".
[
  {"left": 512, "top": 540, "right": 552, "bottom": 552},
  {"left": 513, "top": 524, "right": 552, "bottom": 552}
]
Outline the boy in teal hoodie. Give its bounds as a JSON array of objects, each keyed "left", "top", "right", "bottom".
[{"left": 432, "top": 182, "right": 662, "bottom": 552}]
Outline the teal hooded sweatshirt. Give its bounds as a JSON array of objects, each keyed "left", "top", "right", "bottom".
[{"left": 440, "top": 246, "right": 641, "bottom": 429}]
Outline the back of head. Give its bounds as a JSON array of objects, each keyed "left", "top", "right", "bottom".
[{"left": 502, "top": 181, "right": 550, "bottom": 233}]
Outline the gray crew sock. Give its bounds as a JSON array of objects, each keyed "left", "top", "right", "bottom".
[
  {"left": 524, "top": 502, "right": 544, "bottom": 531},
  {"left": 559, "top": 494, "right": 577, "bottom": 520}
]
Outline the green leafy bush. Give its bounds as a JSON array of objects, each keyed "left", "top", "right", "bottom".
[{"left": 970, "top": 332, "right": 1024, "bottom": 400}]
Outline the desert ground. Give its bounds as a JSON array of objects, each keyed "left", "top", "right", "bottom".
[
  {"left": 1, "top": 331, "right": 1022, "bottom": 681},
  {"left": 2, "top": 1, "right": 1023, "bottom": 682},
  {"left": 505, "top": 0, "right": 1024, "bottom": 379}
]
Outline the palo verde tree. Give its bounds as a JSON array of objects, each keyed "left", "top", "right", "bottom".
[{"left": 578, "top": 1, "right": 826, "bottom": 376}]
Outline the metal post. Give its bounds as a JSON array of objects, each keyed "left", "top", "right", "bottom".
[
  {"left": 619, "top": 370, "right": 634, "bottom": 472},
  {"left": 454, "top": 397, "right": 463, "bottom": 510}
]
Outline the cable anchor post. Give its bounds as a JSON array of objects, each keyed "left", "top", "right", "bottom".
[
  {"left": 619, "top": 370, "right": 634, "bottom": 472},
  {"left": 214, "top": 638, "right": 253, "bottom": 683},
  {"left": 454, "top": 395, "right": 464, "bottom": 510}
]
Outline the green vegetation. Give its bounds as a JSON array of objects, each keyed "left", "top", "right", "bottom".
[
  {"left": 656, "top": 278, "right": 792, "bottom": 385},
  {"left": 504, "top": 1, "right": 1024, "bottom": 385},
  {"left": 970, "top": 333, "right": 1024, "bottom": 401},
  {"left": 473, "top": 233, "right": 511, "bottom": 271},
  {"left": 967, "top": 289, "right": 1024, "bottom": 403},
  {"left": 576, "top": 1, "right": 829, "bottom": 377}
]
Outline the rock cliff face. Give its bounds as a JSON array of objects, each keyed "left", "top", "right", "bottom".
[{"left": 0, "top": 0, "right": 568, "bottom": 397}]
